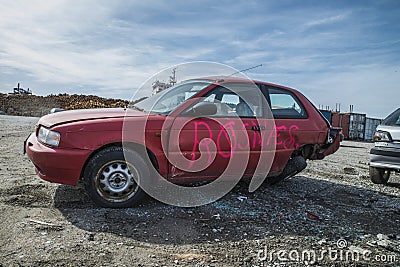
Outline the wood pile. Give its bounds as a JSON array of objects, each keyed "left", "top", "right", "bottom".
[{"left": 0, "top": 93, "right": 130, "bottom": 117}]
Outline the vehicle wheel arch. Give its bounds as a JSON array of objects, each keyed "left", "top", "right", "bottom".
[{"left": 79, "top": 142, "right": 159, "bottom": 181}]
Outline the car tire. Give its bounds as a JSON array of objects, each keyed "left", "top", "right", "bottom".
[
  {"left": 369, "top": 166, "right": 390, "bottom": 184},
  {"left": 83, "top": 146, "right": 148, "bottom": 208},
  {"left": 265, "top": 175, "right": 285, "bottom": 185},
  {"left": 266, "top": 156, "right": 307, "bottom": 185}
]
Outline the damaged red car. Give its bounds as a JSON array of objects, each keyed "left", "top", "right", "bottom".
[{"left": 25, "top": 77, "right": 340, "bottom": 207}]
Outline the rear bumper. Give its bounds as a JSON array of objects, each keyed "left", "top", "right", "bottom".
[
  {"left": 321, "top": 133, "right": 341, "bottom": 158},
  {"left": 25, "top": 133, "right": 92, "bottom": 186},
  {"left": 370, "top": 147, "right": 400, "bottom": 170},
  {"left": 310, "top": 132, "right": 341, "bottom": 160}
]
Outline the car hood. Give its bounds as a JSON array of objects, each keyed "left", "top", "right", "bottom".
[{"left": 38, "top": 108, "right": 148, "bottom": 128}]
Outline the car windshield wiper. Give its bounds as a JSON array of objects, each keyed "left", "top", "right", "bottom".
[{"left": 128, "top": 105, "right": 145, "bottom": 112}]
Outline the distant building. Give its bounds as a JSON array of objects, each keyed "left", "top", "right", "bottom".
[
  {"left": 151, "top": 80, "right": 171, "bottom": 95},
  {"left": 12, "top": 83, "right": 32, "bottom": 95},
  {"left": 151, "top": 68, "right": 177, "bottom": 95}
]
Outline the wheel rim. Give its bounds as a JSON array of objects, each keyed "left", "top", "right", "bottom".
[{"left": 95, "top": 160, "right": 139, "bottom": 203}]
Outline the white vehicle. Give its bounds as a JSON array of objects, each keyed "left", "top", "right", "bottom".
[{"left": 370, "top": 108, "right": 400, "bottom": 184}]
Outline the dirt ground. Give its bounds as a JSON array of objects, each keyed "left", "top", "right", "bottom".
[{"left": 0, "top": 114, "right": 399, "bottom": 266}]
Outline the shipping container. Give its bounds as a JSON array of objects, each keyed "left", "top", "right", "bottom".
[
  {"left": 364, "top": 117, "right": 382, "bottom": 141},
  {"left": 331, "top": 112, "right": 350, "bottom": 139},
  {"left": 331, "top": 112, "right": 366, "bottom": 140},
  {"left": 319, "top": 110, "right": 332, "bottom": 124},
  {"left": 348, "top": 113, "right": 366, "bottom": 140}
]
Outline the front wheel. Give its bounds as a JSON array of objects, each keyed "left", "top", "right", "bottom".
[
  {"left": 369, "top": 166, "right": 390, "bottom": 184},
  {"left": 83, "top": 146, "right": 147, "bottom": 208}
]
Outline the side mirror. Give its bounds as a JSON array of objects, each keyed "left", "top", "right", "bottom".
[{"left": 184, "top": 102, "right": 217, "bottom": 116}]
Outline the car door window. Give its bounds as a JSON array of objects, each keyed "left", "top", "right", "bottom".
[
  {"left": 199, "top": 83, "right": 263, "bottom": 117},
  {"left": 268, "top": 87, "right": 307, "bottom": 119}
]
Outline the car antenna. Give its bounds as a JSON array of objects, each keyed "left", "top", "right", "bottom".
[{"left": 227, "top": 64, "right": 263, "bottom": 77}]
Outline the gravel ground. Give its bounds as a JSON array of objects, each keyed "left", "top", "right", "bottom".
[{"left": 0, "top": 114, "right": 399, "bottom": 266}]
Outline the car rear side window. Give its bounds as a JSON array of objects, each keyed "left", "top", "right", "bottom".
[{"left": 268, "top": 87, "right": 307, "bottom": 119}]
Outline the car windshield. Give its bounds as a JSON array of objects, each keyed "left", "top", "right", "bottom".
[
  {"left": 132, "top": 81, "right": 213, "bottom": 114},
  {"left": 382, "top": 108, "right": 400, "bottom": 126}
]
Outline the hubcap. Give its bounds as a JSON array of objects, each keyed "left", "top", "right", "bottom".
[{"left": 95, "top": 161, "right": 139, "bottom": 202}]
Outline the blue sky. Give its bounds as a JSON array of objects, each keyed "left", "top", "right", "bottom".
[{"left": 0, "top": 0, "right": 399, "bottom": 118}]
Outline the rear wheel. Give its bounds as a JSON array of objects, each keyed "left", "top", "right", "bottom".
[
  {"left": 265, "top": 175, "right": 286, "bottom": 185},
  {"left": 83, "top": 146, "right": 147, "bottom": 208},
  {"left": 369, "top": 166, "right": 390, "bottom": 184},
  {"left": 266, "top": 156, "right": 307, "bottom": 185}
]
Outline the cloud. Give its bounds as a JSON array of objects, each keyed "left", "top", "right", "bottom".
[
  {"left": 0, "top": 0, "right": 398, "bottom": 118},
  {"left": 304, "top": 13, "right": 348, "bottom": 28},
  {"left": 0, "top": 0, "right": 224, "bottom": 97}
]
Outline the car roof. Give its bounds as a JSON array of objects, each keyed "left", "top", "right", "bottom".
[{"left": 193, "top": 76, "right": 299, "bottom": 93}]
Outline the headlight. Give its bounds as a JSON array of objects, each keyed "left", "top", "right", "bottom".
[
  {"left": 38, "top": 126, "right": 61, "bottom": 147},
  {"left": 373, "top": 131, "right": 392, "bottom": 142}
]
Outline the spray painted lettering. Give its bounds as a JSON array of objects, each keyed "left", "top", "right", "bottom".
[{"left": 190, "top": 120, "right": 299, "bottom": 161}]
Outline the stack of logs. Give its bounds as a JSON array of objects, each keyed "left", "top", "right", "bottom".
[{"left": 0, "top": 93, "right": 130, "bottom": 117}]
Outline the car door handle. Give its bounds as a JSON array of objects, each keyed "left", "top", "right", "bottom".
[{"left": 251, "top": 125, "right": 265, "bottom": 131}]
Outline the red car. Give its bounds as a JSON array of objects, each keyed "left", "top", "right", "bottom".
[{"left": 25, "top": 77, "right": 340, "bottom": 207}]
